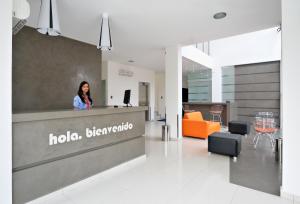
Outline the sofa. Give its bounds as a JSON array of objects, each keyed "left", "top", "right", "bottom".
[{"left": 182, "top": 112, "right": 221, "bottom": 139}]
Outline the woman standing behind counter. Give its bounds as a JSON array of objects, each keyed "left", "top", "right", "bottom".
[{"left": 73, "top": 81, "right": 93, "bottom": 110}]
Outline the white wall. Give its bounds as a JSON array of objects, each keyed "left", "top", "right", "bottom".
[
  {"left": 182, "top": 46, "right": 216, "bottom": 68},
  {"left": 281, "top": 0, "right": 300, "bottom": 200},
  {"left": 182, "top": 46, "right": 222, "bottom": 102},
  {"left": 210, "top": 27, "right": 281, "bottom": 67},
  {"left": 103, "top": 61, "right": 155, "bottom": 120},
  {"left": 155, "top": 72, "right": 165, "bottom": 118},
  {"left": 155, "top": 72, "right": 188, "bottom": 119},
  {"left": 0, "top": 0, "right": 12, "bottom": 203}
]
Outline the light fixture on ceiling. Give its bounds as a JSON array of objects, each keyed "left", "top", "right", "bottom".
[
  {"left": 128, "top": 59, "right": 135, "bottom": 63},
  {"left": 213, "top": 12, "right": 227, "bottom": 20},
  {"left": 37, "top": 0, "right": 61, "bottom": 36},
  {"left": 97, "top": 13, "right": 112, "bottom": 51}
]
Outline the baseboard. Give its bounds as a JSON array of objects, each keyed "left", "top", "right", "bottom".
[
  {"left": 280, "top": 188, "right": 294, "bottom": 201},
  {"left": 280, "top": 186, "right": 300, "bottom": 202}
]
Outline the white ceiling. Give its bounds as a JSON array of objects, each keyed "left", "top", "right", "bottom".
[{"left": 26, "top": 0, "right": 281, "bottom": 71}]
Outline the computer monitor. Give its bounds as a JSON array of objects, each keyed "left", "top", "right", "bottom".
[
  {"left": 182, "top": 88, "right": 188, "bottom": 102},
  {"left": 123, "top": 90, "right": 131, "bottom": 106}
]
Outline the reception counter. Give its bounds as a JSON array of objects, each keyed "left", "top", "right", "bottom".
[
  {"left": 183, "top": 102, "right": 231, "bottom": 126},
  {"left": 12, "top": 107, "right": 147, "bottom": 204}
]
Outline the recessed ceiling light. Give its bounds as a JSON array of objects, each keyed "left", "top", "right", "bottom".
[
  {"left": 213, "top": 12, "right": 227, "bottom": 19},
  {"left": 128, "top": 59, "right": 135, "bottom": 63}
]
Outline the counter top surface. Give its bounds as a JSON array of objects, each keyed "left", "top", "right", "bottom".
[{"left": 13, "top": 106, "right": 148, "bottom": 122}]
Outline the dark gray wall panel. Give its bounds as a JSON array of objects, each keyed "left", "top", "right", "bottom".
[
  {"left": 235, "top": 62, "right": 280, "bottom": 123},
  {"left": 235, "top": 72, "right": 280, "bottom": 84},
  {"left": 13, "top": 136, "right": 145, "bottom": 204},
  {"left": 235, "top": 61, "right": 280, "bottom": 75},
  {"left": 235, "top": 100, "right": 280, "bottom": 108},
  {"left": 235, "top": 83, "right": 280, "bottom": 92},
  {"left": 223, "top": 61, "right": 281, "bottom": 123},
  {"left": 235, "top": 92, "right": 280, "bottom": 100},
  {"left": 12, "top": 26, "right": 104, "bottom": 112},
  {"left": 13, "top": 111, "right": 145, "bottom": 169},
  {"left": 12, "top": 108, "right": 146, "bottom": 204}
]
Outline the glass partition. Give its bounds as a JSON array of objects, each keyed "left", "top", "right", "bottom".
[{"left": 187, "top": 69, "right": 212, "bottom": 102}]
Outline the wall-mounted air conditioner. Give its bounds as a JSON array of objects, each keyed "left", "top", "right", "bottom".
[
  {"left": 13, "top": 0, "right": 30, "bottom": 19},
  {"left": 12, "top": 0, "right": 30, "bottom": 35},
  {"left": 118, "top": 69, "right": 134, "bottom": 77}
]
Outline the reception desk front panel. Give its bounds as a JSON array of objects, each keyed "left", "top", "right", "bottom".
[{"left": 12, "top": 107, "right": 147, "bottom": 204}]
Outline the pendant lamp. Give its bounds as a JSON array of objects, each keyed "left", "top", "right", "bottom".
[
  {"left": 97, "top": 13, "right": 112, "bottom": 51},
  {"left": 37, "top": 0, "right": 61, "bottom": 36}
]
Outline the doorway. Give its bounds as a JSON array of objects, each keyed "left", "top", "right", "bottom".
[{"left": 139, "top": 82, "right": 150, "bottom": 121}]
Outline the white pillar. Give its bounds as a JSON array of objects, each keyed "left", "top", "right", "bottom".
[
  {"left": 211, "top": 66, "right": 222, "bottom": 102},
  {"left": 0, "top": 0, "right": 12, "bottom": 203},
  {"left": 165, "top": 46, "right": 182, "bottom": 139},
  {"left": 281, "top": 0, "right": 300, "bottom": 200}
]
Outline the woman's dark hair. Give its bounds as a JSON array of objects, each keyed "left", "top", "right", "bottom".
[{"left": 77, "top": 81, "right": 93, "bottom": 104}]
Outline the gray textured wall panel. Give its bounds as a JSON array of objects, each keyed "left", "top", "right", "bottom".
[
  {"left": 223, "top": 62, "right": 281, "bottom": 122},
  {"left": 234, "top": 61, "right": 280, "bottom": 123},
  {"left": 235, "top": 92, "right": 280, "bottom": 100},
  {"left": 235, "top": 72, "right": 280, "bottom": 84},
  {"left": 235, "top": 61, "right": 280, "bottom": 75},
  {"left": 13, "top": 136, "right": 145, "bottom": 204},
  {"left": 12, "top": 26, "right": 104, "bottom": 112},
  {"left": 235, "top": 83, "right": 280, "bottom": 92},
  {"left": 235, "top": 100, "right": 280, "bottom": 108}
]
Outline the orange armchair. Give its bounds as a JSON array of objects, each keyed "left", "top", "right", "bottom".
[{"left": 182, "top": 112, "right": 221, "bottom": 139}]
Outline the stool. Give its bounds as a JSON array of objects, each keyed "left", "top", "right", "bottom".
[
  {"left": 208, "top": 132, "right": 242, "bottom": 161},
  {"left": 209, "top": 105, "right": 223, "bottom": 125},
  {"left": 228, "top": 121, "right": 250, "bottom": 137}
]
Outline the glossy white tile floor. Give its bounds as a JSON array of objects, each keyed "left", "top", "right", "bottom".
[{"left": 28, "top": 122, "right": 295, "bottom": 204}]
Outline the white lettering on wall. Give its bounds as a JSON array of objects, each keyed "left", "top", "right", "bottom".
[{"left": 49, "top": 122, "right": 134, "bottom": 146}]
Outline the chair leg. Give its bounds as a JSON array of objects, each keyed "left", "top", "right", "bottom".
[
  {"left": 254, "top": 133, "right": 261, "bottom": 149},
  {"left": 268, "top": 133, "right": 275, "bottom": 151},
  {"left": 219, "top": 114, "right": 222, "bottom": 126},
  {"left": 253, "top": 134, "right": 258, "bottom": 144}
]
